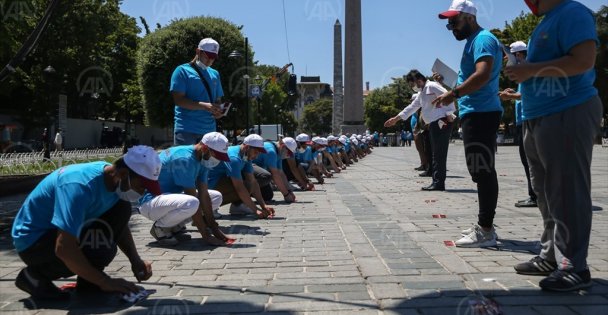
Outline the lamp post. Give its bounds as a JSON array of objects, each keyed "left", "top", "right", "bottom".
[
  {"left": 42, "top": 65, "right": 56, "bottom": 161},
  {"left": 254, "top": 75, "right": 262, "bottom": 135},
  {"left": 228, "top": 37, "right": 250, "bottom": 136}
]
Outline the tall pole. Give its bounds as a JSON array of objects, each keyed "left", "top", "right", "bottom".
[{"left": 245, "top": 37, "right": 250, "bottom": 136}]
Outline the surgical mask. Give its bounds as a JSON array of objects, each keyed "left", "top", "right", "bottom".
[
  {"left": 202, "top": 155, "right": 221, "bottom": 169},
  {"left": 412, "top": 86, "right": 421, "bottom": 93},
  {"left": 524, "top": 0, "right": 540, "bottom": 16},
  {"left": 241, "top": 148, "right": 250, "bottom": 162},
  {"left": 115, "top": 174, "right": 142, "bottom": 202},
  {"left": 318, "top": 147, "right": 326, "bottom": 152},
  {"left": 196, "top": 60, "right": 208, "bottom": 70},
  {"left": 297, "top": 147, "right": 306, "bottom": 154}
]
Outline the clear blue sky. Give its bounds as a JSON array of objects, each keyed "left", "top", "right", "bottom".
[{"left": 121, "top": 0, "right": 605, "bottom": 90}]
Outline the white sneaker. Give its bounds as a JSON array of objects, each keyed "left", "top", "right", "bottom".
[
  {"left": 170, "top": 223, "right": 191, "bottom": 241},
  {"left": 461, "top": 224, "right": 498, "bottom": 237},
  {"left": 229, "top": 203, "right": 254, "bottom": 215},
  {"left": 150, "top": 223, "right": 179, "bottom": 246},
  {"left": 213, "top": 208, "right": 222, "bottom": 219},
  {"left": 455, "top": 225, "right": 497, "bottom": 248}
]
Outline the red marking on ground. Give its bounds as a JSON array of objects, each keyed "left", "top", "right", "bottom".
[{"left": 444, "top": 240, "right": 455, "bottom": 247}]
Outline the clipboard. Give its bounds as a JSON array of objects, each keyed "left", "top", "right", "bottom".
[{"left": 432, "top": 58, "right": 458, "bottom": 88}]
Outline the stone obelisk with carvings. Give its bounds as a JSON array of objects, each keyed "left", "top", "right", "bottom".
[
  {"left": 332, "top": 19, "right": 344, "bottom": 135},
  {"left": 342, "top": 0, "right": 365, "bottom": 134}
]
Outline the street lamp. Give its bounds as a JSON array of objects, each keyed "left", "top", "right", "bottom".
[
  {"left": 254, "top": 75, "right": 262, "bottom": 135},
  {"left": 42, "top": 65, "right": 56, "bottom": 161},
  {"left": 228, "top": 37, "right": 250, "bottom": 136}
]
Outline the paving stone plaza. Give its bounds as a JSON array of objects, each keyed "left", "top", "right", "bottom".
[{"left": 1, "top": 144, "right": 607, "bottom": 314}]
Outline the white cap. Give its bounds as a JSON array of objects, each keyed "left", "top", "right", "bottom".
[
  {"left": 352, "top": 139, "right": 359, "bottom": 145},
  {"left": 124, "top": 145, "right": 162, "bottom": 195},
  {"left": 198, "top": 38, "right": 219, "bottom": 57},
  {"left": 356, "top": 135, "right": 362, "bottom": 140},
  {"left": 201, "top": 132, "right": 230, "bottom": 161},
  {"left": 338, "top": 137, "right": 347, "bottom": 145},
  {"left": 281, "top": 137, "right": 297, "bottom": 154},
  {"left": 510, "top": 41, "right": 527, "bottom": 53},
  {"left": 296, "top": 133, "right": 312, "bottom": 143},
  {"left": 243, "top": 134, "right": 267, "bottom": 153},
  {"left": 327, "top": 135, "right": 338, "bottom": 141},
  {"left": 439, "top": 0, "right": 477, "bottom": 19},
  {"left": 313, "top": 137, "right": 328, "bottom": 146}
]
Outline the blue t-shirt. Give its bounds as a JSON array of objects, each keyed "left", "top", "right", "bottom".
[
  {"left": 521, "top": 0, "right": 598, "bottom": 120},
  {"left": 12, "top": 162, "right": 119, "bottom": 252},
  {"left": 208, "top": 145, "right": 253, "bottom": 189},
  {"left": 140, "top": 145, "right": 208, "bottom": 204},
  {"left": 457, "top": 29, "right": 503, "bottom": 117},
  {"left": 253, "top": 142, "right": 282, "bottom": 171},
  {"left": 515, "top": 84, "right": 523, "bottom": 126},
  {"left": 295, "top": 146, "right": 313, "bottom": 163},
  {"left": 170, "top": 63, "right": 224, "bottom": 135},
  {"left": 344, "top": 141, "right": 351, "bottom": 153}
]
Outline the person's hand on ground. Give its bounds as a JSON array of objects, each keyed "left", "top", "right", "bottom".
[
  {"left": 100, "top": 277, "right": 139, "bottom": 294},
  {"left": 131, "top": 259, "right": 152, "bottom": 282}
]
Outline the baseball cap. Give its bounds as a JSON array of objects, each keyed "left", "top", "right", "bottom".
[
  {"left": 282, "top": 137, "right": 297, "bottom": 154},
  {"left": 313, "top": 137, "right": 328, "bottom": 146},
  {"left": 124, "top": 145, "right": 162, "bottom": 196},
  {"left": 243, "top": 134, "right": 267, "bottom": 153},
  {"left": 327, "top": 135, "right": 338, "bottom": 141},
  {"left": 338, "top": 137, "right": 347, "bottom": 145},
  {"left": 198, "top": 38, "right": 219, "bottom": 59},
  {"left": 439, "top": 0, "right": 477, "bottom": 19},
  {"left": 201, "top": 132, "right": 230, "bottom": 162},
  {"left": 296, "top": 133, "right": 312, "bottom": 144},
  {"left": 510, "top": 41, "right": 527, "bottom": 53}
]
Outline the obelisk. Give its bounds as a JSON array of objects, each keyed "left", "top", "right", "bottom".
[
  {"left": 342, "top": 0, "right": 365, "bottom": 134},
  {"left": 332, "top": 19, "right": 344, "bottom": 135}
]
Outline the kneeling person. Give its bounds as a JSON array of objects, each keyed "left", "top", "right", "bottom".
[
  {"left": 139, "top": 132, "right": 232, "bottom": 246},
  {"left": 12, "top": 146, "right": 161, "bottom": 299}
]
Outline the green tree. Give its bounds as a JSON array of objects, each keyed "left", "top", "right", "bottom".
[
  {"left": 137, "top": 16, "right": 250, "bottom": 128},
  {"left": 0, "top": 0, "right": 141, "bottom": 139},
  {"left": 364, "top": 76, "right": 414, "bottom": 133},
  {"left": 301, "top": 99, "right": 332, "bottom": 135}
]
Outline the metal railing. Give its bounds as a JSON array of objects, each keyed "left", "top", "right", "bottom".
[{"left": 0, "top": 148, "right": 123, "bottom": 169}]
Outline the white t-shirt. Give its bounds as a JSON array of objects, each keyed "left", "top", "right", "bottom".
[
  {"left": 54, "top": 132, "right": 62, "bottom": 145},
  {"left": 398, "top": 81, "right": 456, "bottom": 124}
]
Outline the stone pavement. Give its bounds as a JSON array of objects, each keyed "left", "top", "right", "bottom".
[{"left": 0, "top": 144, "right": 607, "bottom": 315}]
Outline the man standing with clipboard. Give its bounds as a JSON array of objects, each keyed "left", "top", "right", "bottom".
[{"left": 170, "top": 38, "right": 225, "bottom": 145}]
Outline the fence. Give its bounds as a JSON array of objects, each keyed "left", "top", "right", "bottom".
[{"left": 0, "top": 147, "right": 123, "bottom": 169}]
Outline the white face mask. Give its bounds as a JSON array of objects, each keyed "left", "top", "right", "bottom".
[
  {"left": 412, "top": 85, "right": 421, "bottom": 92},
  {"left": 241, "top": 148, "right": 250, "bottom": 162},
  {"left": 297, "top": 147, "right": 306, "bottom": 154},
  {"left": 196, "top": 60, "right": 208, "bottom": 70},
  {"left": 202, "top": 155, "right": 221, "bottom": 169},
  {"left": 115, "top": 174, "right": 142, "bottom": 202}
]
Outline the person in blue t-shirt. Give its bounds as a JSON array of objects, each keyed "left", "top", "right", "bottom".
[
  {"left": 138, "top": 132, "right": 232, "bottom": 247},
  {"left": 434, "top": 0, "right": 503, "bottom": 248},
  {"left": 252, "top": 137, "right": 299, "bottom": 203},
  {"left": 504, "top": 0, "right": 602, "bottom": 292},
  {"left": 170, "top": 38, "right": 225, "bottom": 145},
  {"left": 325, "top": 136, "right": 345, "bottom": 171},
  {"left": 499, "top": 41, "right": 538, "bottom": 209},
  {"left": 12, "top": 146, "right": 161, "bottom": 299},
  {"left": 292, "top": 133, "right": 323, "bottom": 185},
  {"left": 207, "top": 134, "right": 275, "bottom": 219}
]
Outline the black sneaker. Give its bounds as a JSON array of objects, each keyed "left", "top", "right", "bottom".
[
  {"left": 514, "top": 256, "right": 557, "bottom": 276},
  {"left": 515, "top": 197, "right": 538, "bottom": 208},
  {"left": 540, "top": 269, "right": 592, "bottom": 292},
  {"left": 15, "top": 268, "right": 70, "bottom": 300}
]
